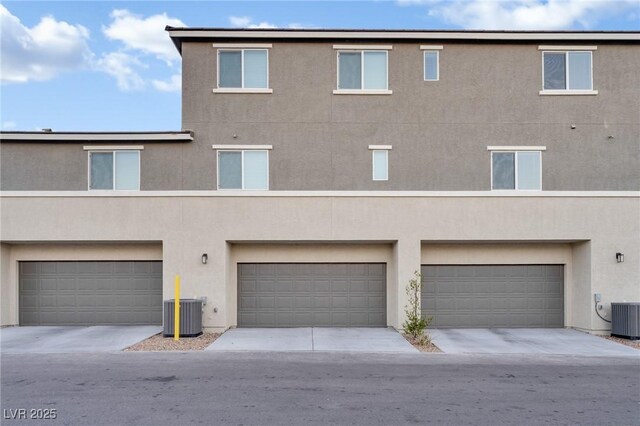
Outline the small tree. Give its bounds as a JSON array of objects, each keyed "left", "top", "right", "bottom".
[{"left": 403, "top": 270, "right": 432, "bottom": 345}]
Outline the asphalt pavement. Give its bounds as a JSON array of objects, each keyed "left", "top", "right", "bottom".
[{"left": 2, "top": 351, "right": 638, "bottom": 425}]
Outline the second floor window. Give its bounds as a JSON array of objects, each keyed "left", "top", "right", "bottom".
[
  {"left": 218, "top": 49, "right": 268, "bottom": 89},
  {"left": 218, "top": 150, "right": 269, "bottom": 190},
  {"left": 372, "top": 150, "right": 389, "bottom": 181},
  {"left": 543, "top": 51, "right": 592, "bottom": 91},
  {"left": 89, "top": 151, "right": 140, "bottom": 190},
  {"left": 423, "top": 51, "right": 439, "bottom": 81},
  {"left": 338, "top": 50, "right": 388, "bottom": 91},
  {"left": 491, "top": 151, "right": 541, "bottom": 191}
]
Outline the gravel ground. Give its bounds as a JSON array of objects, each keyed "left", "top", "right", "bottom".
[
  {"left": 599, "top": 334, "right": 640, "bottom": 350},
  {"left": 124, "top": 332, "right": 220, "bottom": 351},
  {"left": 403, "top": 334, "right": 442, "bottom": 353}
]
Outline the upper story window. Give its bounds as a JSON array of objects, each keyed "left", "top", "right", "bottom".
[
  {"left": 490, "top": 149, "right": 542, "bottom": 191},
  {"left": 420, "top": 46, "right": 442, "bottom": 81},
  {"left": 217, "top": 149, "right": 269, "bottom": 190},
  {"left": 334, "top": 47, "right": 391, "bottom": 94},
  {"left": 89, "top": 150, "right": 140, "bottom": 190},
  {"left": 369, "top": 145, "right": 391, "bottom": 181},
  {"left": 217, "top": 48, "right": 269, "bottom": 91},
  {"left": 540, "top": 47, "right": 597, "bottom": 95}
]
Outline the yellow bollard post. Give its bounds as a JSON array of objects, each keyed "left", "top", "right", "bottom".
[{"left": 174, "top": 275, "right": 180, "bottom": 341}]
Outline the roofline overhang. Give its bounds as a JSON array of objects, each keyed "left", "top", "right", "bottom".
[
  {"left": 0, "top": 130, "right": 194, "bottom": 143},
  {"left": 166, "top": 27, "right": 640, "bottom": 54}
]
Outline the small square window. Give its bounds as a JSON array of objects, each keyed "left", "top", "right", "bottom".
[
  {"left": 491, "top": 151, "right": 541, "bottom": 190},
  {"left": 218, "top": 49, "right": 268, "bottom": 89},
  {"left": 424, "top": 51, "right": 439, "bottom": 81},
  {"left": 218, "top": 150, "right": 269, "bottom": 190},
  {"left": 89, "top": 151, "right": 139, "bottom": 191}
]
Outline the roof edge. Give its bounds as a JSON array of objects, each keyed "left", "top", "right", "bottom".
[{"left": 0, "top": 130, "right": 194, "bottom": 142}]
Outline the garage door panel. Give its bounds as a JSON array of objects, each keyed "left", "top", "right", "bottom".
[
  {"left": 19, "top": 261, "right": 162, "bottom": 326},
  {"left": 238, "top": 263, "right": 386, "bottom": 327},
  {"left": 422, "top": 265, "right": 564, "bottom": 328}
]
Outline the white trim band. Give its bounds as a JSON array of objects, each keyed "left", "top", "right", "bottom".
[
  {"left": 212, "top": 88, "right": 273, "bottom": 94},
  {"left": 539, "top": 90, "right": 598, "bottom": 96},
  {"left": 212, "top": 145, "right": 273, "bottom": 150},
  {"left": 212, "top": 43, "right": 272, "bottom": 48},
  {"left": 420, "top": 45, "right": 444, "bottom": 50},
  {"left": 84, "top": 145, "right": 144, "bottom": 151},
  {"left": 2, "top": 191, "right": 638, "bottom": 198},
  {"left": 333, "top": 44, "right": 393, "bottom": 50},
  {"left": 487, "top": 146, "right": 547, "bottom": 151},
  {"left": 333, "top": 89, "right": 393, "bottom": 95},
  {"left": 538, "top": 45, "right": 597, "bottom": 51},
  {"left": 368, "top": 145, "right": 393, "bottom": 150}
]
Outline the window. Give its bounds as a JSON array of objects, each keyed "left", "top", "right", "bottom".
[
  {"left": 218, "top": 150, "right": 268, "bottom": 190},
  {"left": 491, "top": 151, "right": 541, "bottom": 190},
  {"left": 337, "top": 51, "right": 388, "bottom": 91},
  {"left": 218, "top": 49, "right": 268, "bottom": 89},
  {"left": 89, "top": 151, "right": 140, "bottom": 190},
  {"left": 372, "top": 150, "right": 388, "bottom": 181},
  {"left": 542, "top": 51, "right": 593, "bottom": 91},
  {"left": 423, "top": 51, "right": 439, "bottom": 81}
]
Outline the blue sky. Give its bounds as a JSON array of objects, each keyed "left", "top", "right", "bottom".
[{"left": 1, "top": 1, "right": 638, "bottom": 131}]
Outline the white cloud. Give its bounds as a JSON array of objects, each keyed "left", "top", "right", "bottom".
[
  {"left": 228, "top": 16, "right": 310, "bottom": 29},
  {"left": 103, "top": 9, "right": 185, "bottom": 64},
  {"left": 2, "top": 121, "right": 17, "bottom": 130},
  {"left": 400, "top": 0, "right": 639, "bottom": 30},
  {"left": 0, "top": 4, "right": 92, "bottom": 83},
  {"left": 97, "top": 52, "right": 146, "bottom": 91},
  {"left": 229, "top": 16, "right": 252, "bottom": 27},
  {"left": 152, "top": 74, "right": 181, "bottom": 92}
]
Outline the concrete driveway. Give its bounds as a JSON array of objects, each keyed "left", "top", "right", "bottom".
[
  {"left": 207, "top": 327, "right": 418, "bottom": 353},
  {"left": 431, "top": 328, "right": 639, "bottom": 357},
  {"left": 0, "top": 326, "right": 162, "bottom": 354}
]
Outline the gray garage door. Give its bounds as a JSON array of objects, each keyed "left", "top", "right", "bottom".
[
  {"left": 421, "top": 265, "right": 563, "bottom": 328},
  {"left": 19, "top": 261, "right": 162, "bottom": 326},
  {"left": 238, "top": 263, "right": 386, "bottom": 327}
]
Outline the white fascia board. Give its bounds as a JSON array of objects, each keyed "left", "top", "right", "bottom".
[
  {"left": 0, "top": 133, "right": 193, "bottom": 142},
  {"left": 168, "top": 29, "right": 640, "bottom": 41}
]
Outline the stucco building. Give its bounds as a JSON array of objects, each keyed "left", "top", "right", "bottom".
[{"left": 1, "top": 29, "right": 638, "bottom": 333}]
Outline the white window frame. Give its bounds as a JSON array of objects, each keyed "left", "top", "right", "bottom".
[
  {"left": 216, "top": 149, "right": 269, "bottom": 190},
  {"left": 371, "top": 149, "right": 389, "bottom": 181},
  {"left": 334, "top": 50, "right": 391, "bottom": 94},
  {"left": 490, "top": 150, "right": 542, "bottom": 191},
  {"left": 540, "top": 50, "right": 596, "bottom": 95},
  {"left": 215, "top": 48, "right": 271, "bottom": 93},
  {"left": 87, "top": 150, "right": 141, "bottom": 191},
  {"left": 423, "top": 50, "right": 439, "bottom": 81}
]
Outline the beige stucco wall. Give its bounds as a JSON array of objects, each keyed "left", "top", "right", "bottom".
[{"left": 0, "top": 193, "right": 638, "bottom": 331}]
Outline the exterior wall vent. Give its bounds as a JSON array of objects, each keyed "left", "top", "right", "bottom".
[
  {"left": 611, "top": 302, "right": 640, "bottom": 340},
  {"left": 163, "top": 299, "right": 203, "bottom": 337}
]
